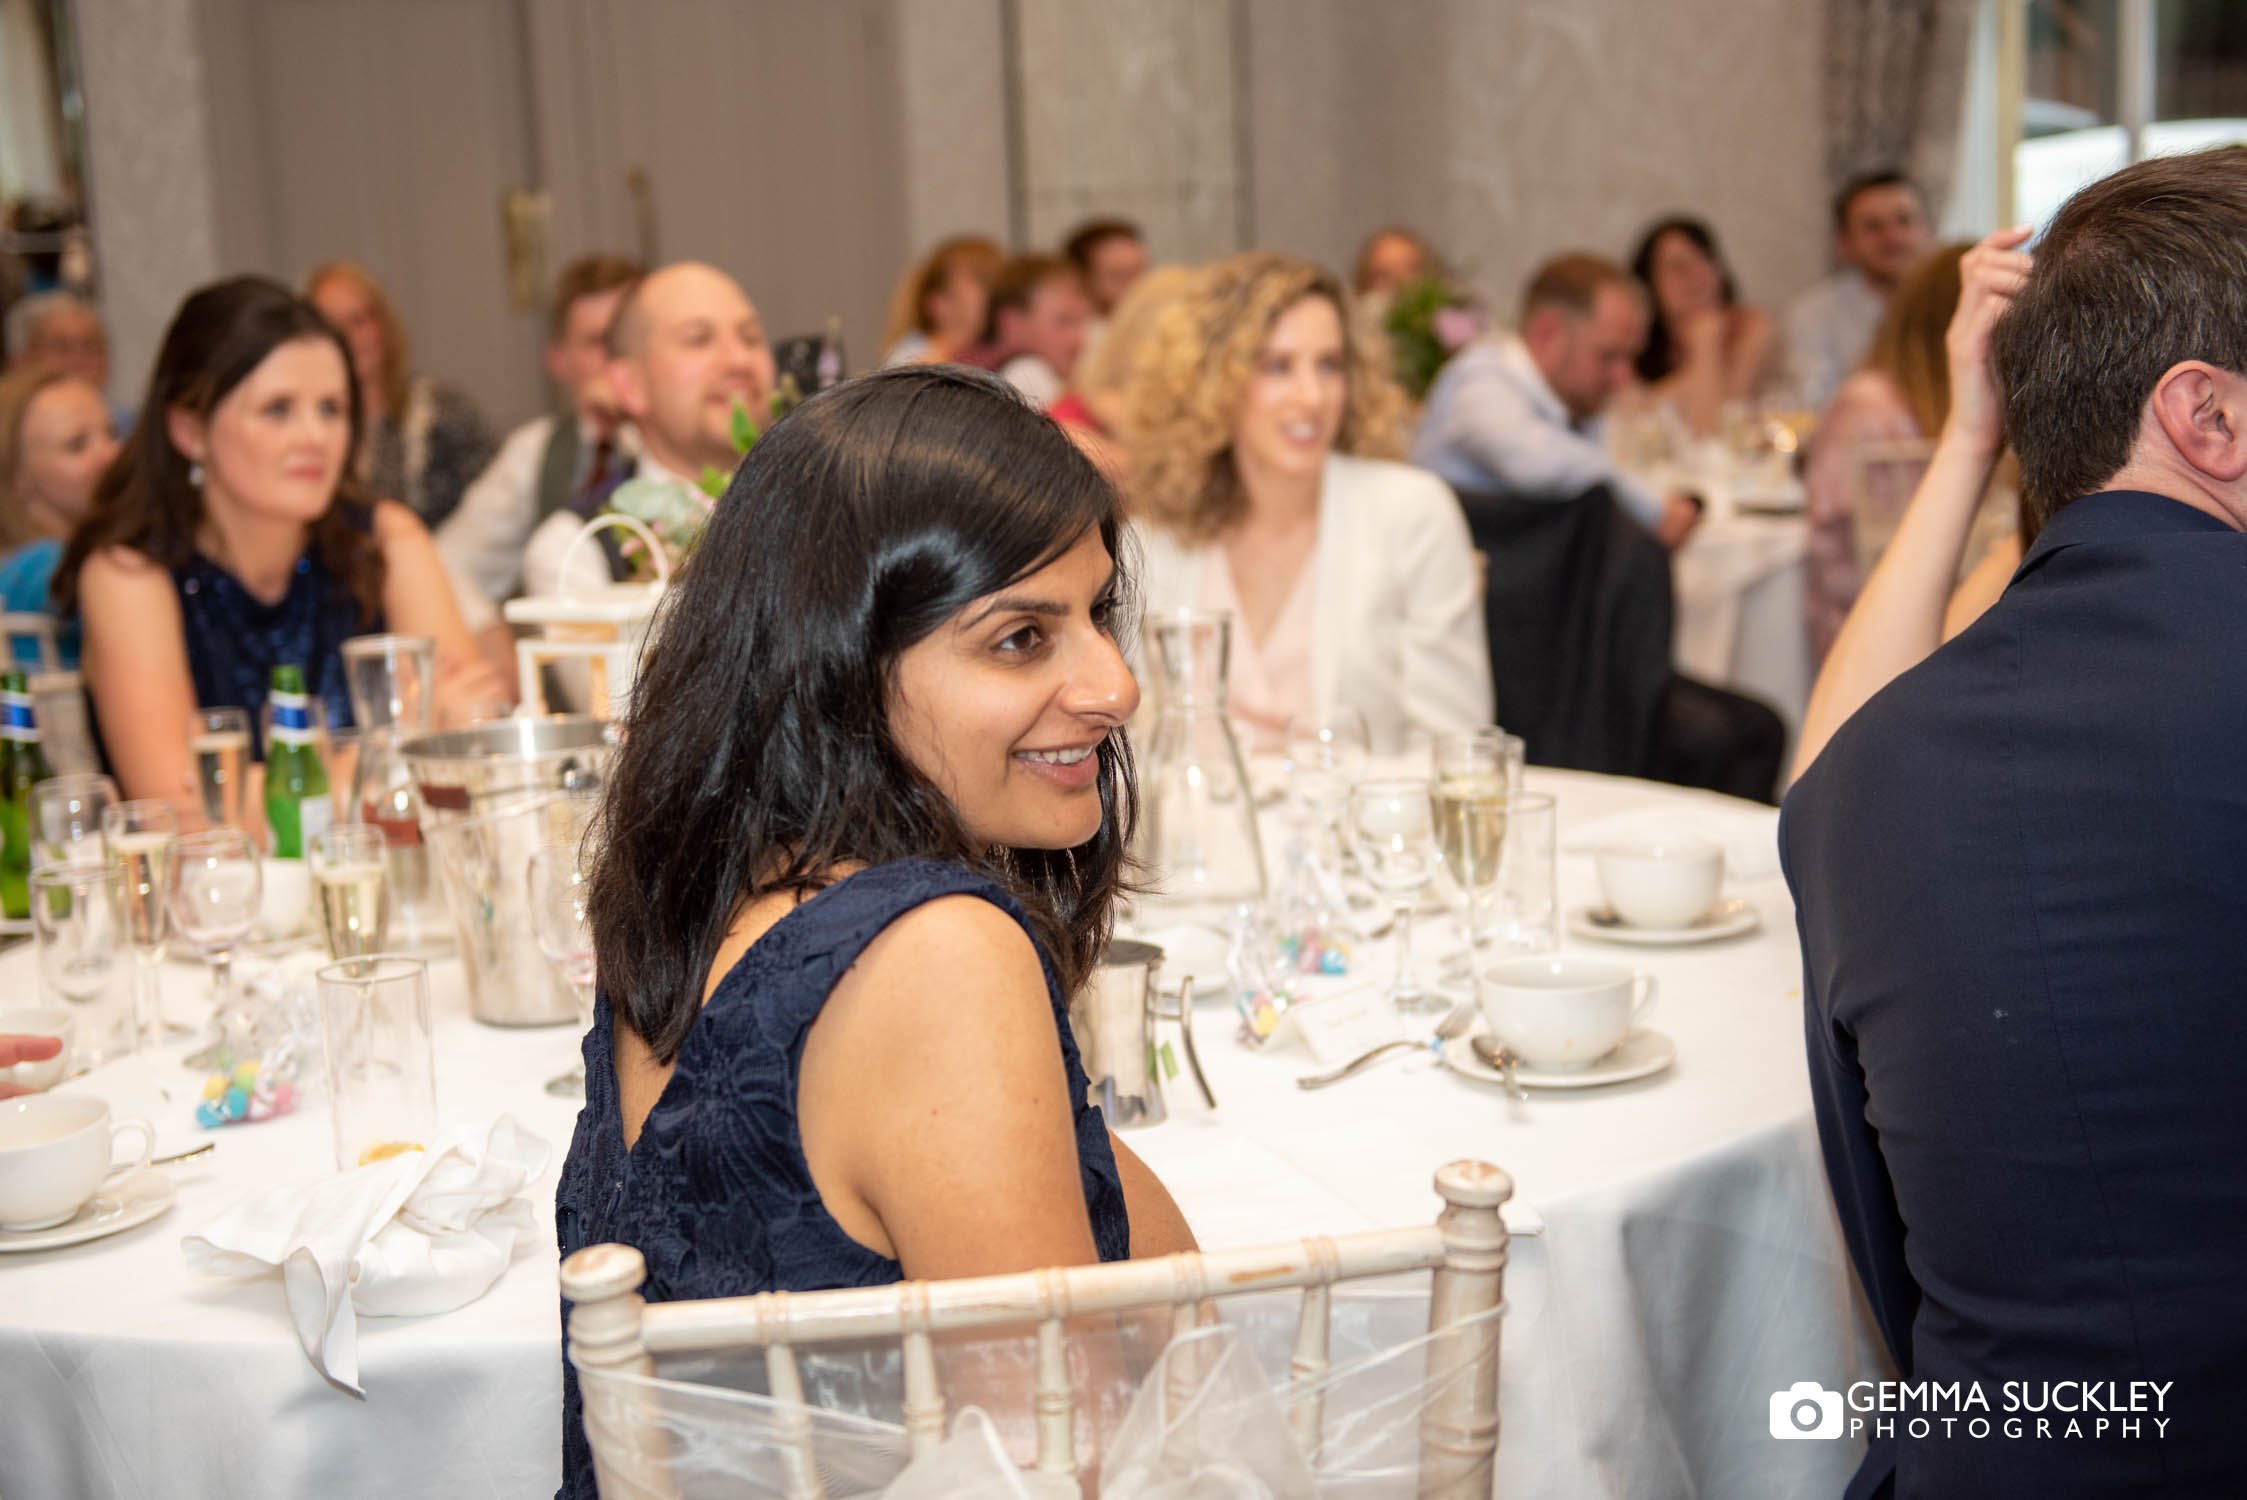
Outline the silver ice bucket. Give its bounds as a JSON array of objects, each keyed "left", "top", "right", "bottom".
[{"left": 402, "top": 716, "right": 612, "bottom": 1026}]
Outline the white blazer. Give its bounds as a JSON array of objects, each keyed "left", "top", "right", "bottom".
[{"left": 1131, "top": 453, "right": 1493, "bottom": 754}]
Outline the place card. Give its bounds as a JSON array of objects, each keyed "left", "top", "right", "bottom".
[{"left": 1280, "top": 986, "right": 1402, "bottom": 1065}]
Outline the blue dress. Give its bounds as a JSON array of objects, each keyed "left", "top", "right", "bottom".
[
  {"left": 553, "top": 860, "right": 1131, "bottom": 1500},
  {"left": 0, "top": 539, "right": 78, "bottom": 669}
]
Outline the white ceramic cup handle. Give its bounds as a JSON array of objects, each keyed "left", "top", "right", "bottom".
[
  {"left": 103, "top": 1118, "right": 155, "bottom": 1185},
  {"left": 1630, "top": 974, "right": 1659, "bottom": 1024}
]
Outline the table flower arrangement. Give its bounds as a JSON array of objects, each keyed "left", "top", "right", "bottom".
[
  {"left": 1383, "top": 274, "right": 1487, "bottom": 401},
  {"left": 601, "top": 377, "right": 801, "bottom": 580}
]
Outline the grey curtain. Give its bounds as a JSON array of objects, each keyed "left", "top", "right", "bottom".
[{"left": 1823, "top": 0, "right": 1976, "bottom": 212}]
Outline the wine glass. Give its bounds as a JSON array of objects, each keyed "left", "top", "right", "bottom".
[
  {"left": 167, "top": 828, "right": 263, "bottom": 1068},
  {"left": 309, "top": 823, "right": 390, "bottom": 959},
  {"left": 187, "top": 707, "right": 254, "bottom": 830},
  {"left": 1284, "top": 709, "right": 1370, "bottom": 858},
  {"left": 102, "top": 799, "right": 185, "bottom": 1043},
  {"left": 1348, "top": 777, "right": 1443, "bottom": 1014},
  {"left": 527, "top": 844, "right": 595, "bottom": 1098},
  {"left": 32, "top": 861, "right": 131, "bottom": 1069},
  {"left": 31, "top": 773, "right": 119, "bottom": 866}
]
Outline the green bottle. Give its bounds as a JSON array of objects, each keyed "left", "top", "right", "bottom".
[
  {"left": 264, "top": 665, "right": 331, "bottom": 860},
  {"left": 1, "top": 670, "right": 54, "bottom": 920}
]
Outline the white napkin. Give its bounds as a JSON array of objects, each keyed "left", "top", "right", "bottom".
[
  {"left": 1562, "top": 803, "right": 1784, "bottom": 882},
  {"left": 181, "top": 1115, "right": 551, "bottom": 1395}
]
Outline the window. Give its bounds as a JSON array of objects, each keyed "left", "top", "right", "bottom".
[{"left": 2004, "top": 0, "right": 2247, "bottom": 226}]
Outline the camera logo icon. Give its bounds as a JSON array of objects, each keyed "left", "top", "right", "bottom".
[{"left": 1771, "top": 1381, "right": 1844, "bottom": 1439}]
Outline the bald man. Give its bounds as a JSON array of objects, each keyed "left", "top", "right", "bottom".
[{"left": 523, "top": 261, "right": 776, "bottom": 599}]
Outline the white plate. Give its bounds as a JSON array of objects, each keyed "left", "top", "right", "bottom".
[
  {"left": 0, "top": 914, "right": 30, "bottom": 939},
  {"left": 1566, "top": 897, "right": 1760, "bottom": 947},
  {"left": 1441, "top": 1028, "right": 1676, "bottom": 1090},
  {"left": 0, "top": 1167, "right": 177, "bottom": 1252}
]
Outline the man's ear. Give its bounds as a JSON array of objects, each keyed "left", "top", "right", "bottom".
[
  {"left": 2149, "top": 362, "right": 2247, "bottom": 485},
  {"left": 605, "top": 356, "right": 649, "bottom": 422}
]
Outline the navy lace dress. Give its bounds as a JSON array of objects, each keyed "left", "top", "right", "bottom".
[
  {"left": 87, "top": 532, "right": 373, "bottom": 767},
  {"left": 554, "top": 860, "right": 1131, "bottom": 1500}
]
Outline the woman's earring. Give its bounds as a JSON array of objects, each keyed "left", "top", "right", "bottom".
[{"left": 188, "top": 461, "right": 204, "bottom": 488}]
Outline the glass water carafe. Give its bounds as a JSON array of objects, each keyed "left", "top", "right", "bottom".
[
  {"left": 341, "top": 635, "right": 450, "bottom": 955},
  {"left": 1138, "top": 610, "right": 1266, "bottom": 923}
]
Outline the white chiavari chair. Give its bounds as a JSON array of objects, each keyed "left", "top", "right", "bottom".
[{"left": 563, "top": 1159, "right": 1513, "bottom": 1498}]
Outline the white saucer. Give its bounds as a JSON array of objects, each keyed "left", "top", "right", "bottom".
[
  {"left": 1567, "top": 897, "right": 1760, "bottom": 947},
  {"left": 0, "top": 1168, "right": 178, "bottom": 1252},
  {"left": 1441, "top": 1028, "right": 1676, "bottom": 1090}
]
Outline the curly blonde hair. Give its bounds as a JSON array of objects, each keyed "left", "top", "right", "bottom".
[{"left": 1125, "top": 252, "right": 1405, "bottom": 543}]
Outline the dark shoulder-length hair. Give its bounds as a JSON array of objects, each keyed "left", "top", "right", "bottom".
[
  {"left": 52, "top": 275, "right": 383, "bottom": 622},
  {"left": 591, "top": 364, "right": 1137, "bottom": 1064},
  {"left": 1628, "top": 216, "right": 1740, "bottom": 384}
]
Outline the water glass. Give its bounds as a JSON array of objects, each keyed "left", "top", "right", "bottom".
[
  {"left": 167, "top": 828, "right": 263, "bottom": 1064},
  {"left": 1284, "top": 709, "right": 1370, "bottom": 855},
  {"left": 188, "top": 707, "right": 254, "bottom": 831},
  {"left": 31, "top": 862, "right": 132, "bottom": 1070},
  {"left": 316, "top": 955, "right": 437, "bottom": 1173},
  {"left": 102, "top": 800, "right": 183, "bottom": 1043},
  {"left": 340, "top": 633, "right": 435, "bottom": 732},
  {"left": 1493, "top": 791, "right": 1558, "bottom": 956},
  {"left": 1347, "top": 777, "right": 1443, "bottom": 1014},
  {"left": 31, "top": 773, "right": 118, "bottom": 867},
  {"left": 309, "top": 824, "right": 391, "bottom": 959},
  {"left": 527, "top": 845, "right": 596, "bottom": 1097}
]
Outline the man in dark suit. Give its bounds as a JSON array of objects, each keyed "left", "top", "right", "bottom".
[{"left": 1783, "top": 146, "right": 2247, "bottom": 1497}]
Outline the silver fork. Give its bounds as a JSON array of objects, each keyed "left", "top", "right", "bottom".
[{"left": 1295, "top": 998, "right": 1480, "bottom": 1090}]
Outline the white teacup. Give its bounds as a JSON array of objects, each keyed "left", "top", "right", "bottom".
[
  {"left": 1595, "top": 838, "right": 1725, "bottom": 929},
  {"left": 1481, "top": 956, "right": 1657, "bottom": 1072},
  {"left": 0, "top": 1006, "right": 74, "bottom": 1093},
  {"left": 0, "top": 1094, "right": 155, "bottom": 1231}
]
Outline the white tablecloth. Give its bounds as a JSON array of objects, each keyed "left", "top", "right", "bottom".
[
  {"left": 0, "top": 770, "right": 1883, "bottom": 1499},
  {"left": 1666, "top": 455, "right": 1814, "bottom": 746}
]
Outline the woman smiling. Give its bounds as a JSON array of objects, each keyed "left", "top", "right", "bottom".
[
  {"left": 1125, "top": 252, "right": 1491, "bottom": 753},
  {"left": 555, "top": 365, "right": 1194, "bottom": 1500}
]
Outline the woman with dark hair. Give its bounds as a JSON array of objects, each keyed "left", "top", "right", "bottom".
[
  {"left": 554, "top": 364, "right": 1193, "bottom": 1499},
  {"left": 1628, "top": 216, "right": 1777, "bottom": 436},
  {"left": 54, "top": 276, "right": 499, "bottom": 808}
]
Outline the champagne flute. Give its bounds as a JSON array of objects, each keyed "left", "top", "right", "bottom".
[
  {"left": 1429, "top": 732, "right": 1515, "bottom": 1018},
  {"left": 527, "top": 844, "right": 595, "bottom": 1098},
  {"left": 309, "top": 824, "right": 390, "bottom": 959},
  {"left": 167, "top": 829, "right": 262, "bottom": 1068},
  {"left": 1348, "top": 777, "right": 1443, "bottom": 1014},
  {"left": 32, "top": 862, "right": 131, "bottom": 1068},
  {"left": 188, "top": 707, "right": 253, "bottom": 830},
  {"left": 103, "top": 799, "right": 184, "bottom": 1043},
  {"left": 31, "top": 773, "right": 119, "bottom": 866}
]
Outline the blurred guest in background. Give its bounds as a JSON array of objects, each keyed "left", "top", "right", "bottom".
[
  {"left": 0, "top": 367, "right": 119, "bottom": 666},
  {"left": 438, "top": 254, "right": 642, "bottom": 604},
  {"left": 306, "top": 260, "right": 497, "bottom": 529},
  {"left": 878, "top": 234, "right": 1002, "bottom": 368},
  {"left": 1062, "top": 216, "right": 1149, "bottom": 319},
  {"left": 1414, "top": 253, "right": 1701, "bottom": 547},
  {"left": 523, "top": 261, "right": 774, "bottom": 599},
  {"left": 1352, "top": 225, "right": 1435, "bottom": 303},
  {"left": 1048, "top": 263, "right": 1198, "bottom": 478},
  {"left": 954, "top": 254, "right": 1091, "bottom": 407},
  {"left": 1628, "top": 215, "right": 1777, "bottom": 436},
  {"left": 1785, "top": 170, "right": 1934, "bottom": 411},
  {"left": 53, "top": 277, "right": 499, "bottom": 806},
  {"left": 1127, "top": 252, "right": 1489, "bottom": 754},
  {"left": 5, "top": 290, "right": 130, "bottom": 433},
  {"left": 1802, "top": 243, "right": 1980, "bottom": 662}
]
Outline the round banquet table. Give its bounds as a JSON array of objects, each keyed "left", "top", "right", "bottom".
[{"left": 0, "top": 768, "right": 1883, "bottom": 1499}]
